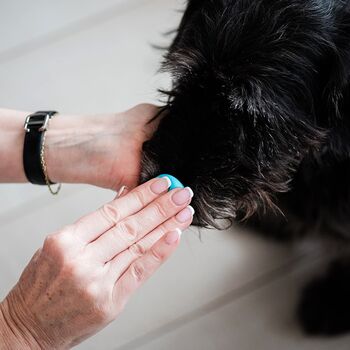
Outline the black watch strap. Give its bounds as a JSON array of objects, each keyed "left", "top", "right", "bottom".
[{"left": 23, "top": 111, "right": 57, "bottom": 185}]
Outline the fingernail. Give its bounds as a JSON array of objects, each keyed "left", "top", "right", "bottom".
[
  {"left": 165, "top": 228, "right": 182, "bottom": 245},
  {"left": 176, "top": 206, "right": 195, "bottom": 223},
  {"left": 157, "top": 174, "right": 184, "bottom": 190},
  {"left": 171, "top": 187, "right": 194, "bottom": 206},
  {"left": 151, "top": 177, "right": 171, "bottom": 194}
]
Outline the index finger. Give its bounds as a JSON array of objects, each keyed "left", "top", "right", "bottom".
[{"left": 74, "top": 176, "right": 172, "bottom": 242}]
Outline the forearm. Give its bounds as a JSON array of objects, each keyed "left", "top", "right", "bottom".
[
  {"left": 0, "top": 109, "right": 124, "bottom": 187},
  {"left": 45, "top": 111, "right": 133, "bottom": 189},
  {"left": 0, "top": 109, "right": 28, "bottom": 182},
  {"left": 45, "top": 112, "right": 112, "bottom": 185},
  {"left": 0, "top": 108, "right": 101, "bottom": 185},
  {"left": 0, "top": 104, "right": 157, "bottom": 190}
]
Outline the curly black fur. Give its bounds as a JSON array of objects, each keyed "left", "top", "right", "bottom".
[{"left": 140, "top": 0, "right": 350, "bottom": 336}]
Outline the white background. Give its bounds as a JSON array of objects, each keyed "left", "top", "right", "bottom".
[{"left": 0, "top": 1, "right": 349, "bottom": 349}]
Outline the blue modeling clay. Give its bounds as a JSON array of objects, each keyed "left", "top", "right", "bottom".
[{"left": 157, "top": 174, "right": 185, "bottom": 191}]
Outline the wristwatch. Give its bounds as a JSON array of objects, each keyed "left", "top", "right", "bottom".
[{"left": 23, "top": 111, "right": 57, "bottom": 185}]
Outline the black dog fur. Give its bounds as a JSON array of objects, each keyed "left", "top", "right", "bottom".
[{"left": 141, "top": 0, "right": 350, "bottom": 336}]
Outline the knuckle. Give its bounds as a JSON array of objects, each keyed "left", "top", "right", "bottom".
[
  {"left": 156, "top": 224, "right": 167, "bottom": 237},
  {"left": 152, "top": 201, "right": 169, "bottom": 220},
  {"left": 99, "top": 204, "right": 119, "bottom": 225},
  {"left": 131, "top": 262, "right": 145, "bottom": 282},
  {"left": 42, "top": 233, "right": 55, "bottom": 250},
  {"left": 129, "top": 242, "right": 146, "bottom": 258},
  {"left": 43, "top": 233, "right": 65, "bottom": 256},
  {"left": 150, "top": 247, "right": 165, "bottom": 263},
  {"left": 148, "top": 223, "right": 167, "bottom": 240},
  {"left": 171, "top": 217, "right": 190, "bottom": 231},
  {"left": 117, "top": 219, "right": 139, "bottom": 241},
  {"left": 131, "top": 189, "right": 147, "bottom": 208},
  {"left": 108, "top": 226, "right": 121, "bottom": 244},
  {"left": 61, "top": 224, "right": 75, "bottom": 235},
  {"left": 73, "top": 217, "right": 86, "bottom": 231}
]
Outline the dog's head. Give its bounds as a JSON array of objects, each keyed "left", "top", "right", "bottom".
[{"left": 141, "top": 0, "right": 343, "bottom": 228}]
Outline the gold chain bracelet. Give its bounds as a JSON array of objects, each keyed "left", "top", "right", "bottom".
[{"left": 40, "top": 119, "right": 62, "bottom": 195}]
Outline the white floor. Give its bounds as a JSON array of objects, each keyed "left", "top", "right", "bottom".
[{"left": 0, "top": 1, "right": 349, "bottom": 349}]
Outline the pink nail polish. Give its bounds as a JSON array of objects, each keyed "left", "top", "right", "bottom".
[
  {"left": 171, "top": 187, "right": 193, "bottom": 206},
  {"left": 165, "top": 229, "right": 182, "bottom": 245},
  {"left": 176, "top": 206, "right": 195, "bottom": 223},
  {"left": 151, "top": 177, "right": 171, "bottom": 194}
]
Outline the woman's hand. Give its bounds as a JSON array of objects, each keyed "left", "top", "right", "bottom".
[
  {"left": 46, "top": 104, "right": 161, "bottom": 190},
  {"left": 0, "top": 177, "right": 194, "bottom": 349}
]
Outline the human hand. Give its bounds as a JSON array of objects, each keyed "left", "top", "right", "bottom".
[
  {"left": 46, "top": 103, "right": 161, "bottom": 191},
  {"left": 0, "top": 177, "right": 194, "bottom": 349}
]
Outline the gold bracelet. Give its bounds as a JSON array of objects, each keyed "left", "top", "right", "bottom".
[{"left": 40, "top": 118, "right": 62, "bottom": 195}]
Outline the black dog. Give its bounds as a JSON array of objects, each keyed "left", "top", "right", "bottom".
[{"left": 141, "top": 0, "right": 350, "bottom": 336}]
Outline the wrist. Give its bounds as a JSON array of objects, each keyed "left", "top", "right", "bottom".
[
  {"left": 0, "top": 298, "right": 42, "bottom": 350},
  {"left": 45, "top": 113, "right": 88, "bottom": 185},
  {"left": 45, "top": 112, "right": 125, "bottom": 189},
  {"left": 38, "top": 104, "right": 159, "bottom": 191}
]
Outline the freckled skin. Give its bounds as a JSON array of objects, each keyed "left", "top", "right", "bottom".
[{"left": 0, "top": 179, "right": 193, "bottom": 349}]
